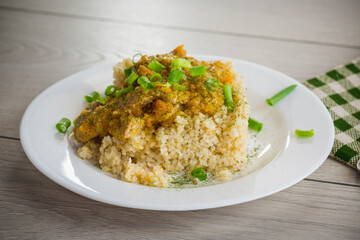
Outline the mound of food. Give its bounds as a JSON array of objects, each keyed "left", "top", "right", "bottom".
[{"left": 74, "top": 45, "right": 249, "bottom": 187}]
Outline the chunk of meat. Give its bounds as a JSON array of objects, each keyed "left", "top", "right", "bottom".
[
  {"left": 137, "top": 65, "right": 156, "bottom": 79},
  {"left": 73, "top": 103, "right": 112, "bottom": 143},
  {"left": 124, "top": 117, "right": 145, "bottom": 139},
  {"left": 153, "top": 99, "right": 176, "bottom": 122}
]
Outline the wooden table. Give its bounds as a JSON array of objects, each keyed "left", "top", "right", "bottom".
[{"left": 1, "top": 1, "right": 359, "bottom": 239}]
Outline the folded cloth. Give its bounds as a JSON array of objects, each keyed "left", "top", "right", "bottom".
[{"left": 303, "top": 58, "right": 360, "bottom": 169}]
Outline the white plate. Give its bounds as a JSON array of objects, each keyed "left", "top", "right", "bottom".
[{"left": 20, "top": 55, "right": 334, "bottom": 211}]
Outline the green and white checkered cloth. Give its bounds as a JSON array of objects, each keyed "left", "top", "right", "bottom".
[{"left": 303, "top": 58, "right": 360, "bottom": 169}]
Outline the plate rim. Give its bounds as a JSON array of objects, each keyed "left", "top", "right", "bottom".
[{"left": 20, "top": 55, "right": 335, "bottom": 211}]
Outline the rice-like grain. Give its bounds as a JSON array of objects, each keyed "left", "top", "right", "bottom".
[{"left": 77, "top": 58, "right": 249, "bottom": 187}]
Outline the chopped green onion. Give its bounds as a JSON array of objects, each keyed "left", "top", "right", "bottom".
[
  {"left": 132, "top": 53, "right": 142, "bottom": 63},
  {"left": 150, "top": 73, "right": 162, "bottom": 82},
  {"left": 148, "top": 60, "right": 165, "bottom": 73},
  {"left": 171, "top": 58, "right": 191, "bottom": 69},
  {"left": 98, "top": 98, "right": 106, "bottom": 105},
  {"left": 84, "top": 95, "right": 92, "bottom": 103},
  {"left": 205, "top": 78, "right": 220, "bottom": 91},
  {"left": 84, "top": 91, "right": 100, "bottom": 103},
  {"left": 137, "top": 76, "right": 155, "bottom": 90},
  {"left": 168, "top": 69, "right": 184, "bottom": 84},
  {"left": 190, "top": 65, "right": 206, "bottom": 77},
  {"left": 115, "top": 86, "right": 134, "bottom": 96},
  {"left": 223, "top": 83, "right": 235, "bottom": 109},
  {"left": 191, "top": 167, "right": 207, "bottom": 181},
  {"left": 295, "top": 129, "right": 314, "bottom": 138},
  {"left": 266, "top": 84, "right": 297, "bottom": 106},
  {"left": 173, "top": 83, "right": 186, "bottom": 91},
  {"left": 104, "top": 85, "right": 117, "bottom": 96},
  {"left": 124, "top": 66, "right": 133, "bottom": 77},
  {"left": 248, "top": 117, "right": 263, "bottom": 132},
  {"left": 125, "top": 71, "right": 139, "bottom": 85},
  {"left": 84, "top": 91, "right": 105, "bottom": 104},
  {"left": 56, "top": 118, "right": 71, "bottom": 133}
]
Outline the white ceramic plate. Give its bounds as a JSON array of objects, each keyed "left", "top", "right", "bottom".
[{"left": 20, "top": 55, "right": 334, "bottom": 211}]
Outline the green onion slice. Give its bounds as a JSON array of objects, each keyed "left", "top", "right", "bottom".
[
  {"left": 168, "top": 69, "right": 184, "bottom": 83},
  {"left": 124, "top": 66, "right": 133, "bottom": 77},
  {"left": 150, "top": 73, "right": 162, "bottom": 82},
  {"left": 84, "top": 91, "right": 102, "bottom": 103},
  {"left": 295, "top": 129, "right": 314, "bottom": 138},
  {"left": 148, "top": 60, "right": 165, "bottom": 73},
  {"left": 248, "top": 117, "right": 263, "bottom": 132},
  {"left": 191, "top": 167, "right": 207, "bottom": 181},
  {"left": 98, "top": 98, "right": 106, "bottom": 105},
  {"left": 104, "top": 85, "right": 117, "bottom": 96},
  {"left": 137, "top": 76, "right": 155, "bottom": 90},
  {"left": 56, "top": 118, "right": 71, "bottom": 133},
  {"left": 190, "top": 65, "right": 206, "bottom": 77},
  {"left": 171, "top": 58, "right": 191, "bottom": 69},
  {"left": 223, "top": 83, "right": 235, "bottom": 109},
  {"left": 115, "top": 86, "right": 134, "bottom": 96},
  {"left": 266, "top": 84, "right": 297, "bottom": 106},
  {"left": 125, "top": 71, "right": 139, "bottom": 85},
  {"left": 173, "top": 83, "right": 186, "bottom": 91},
  {"left": 205, "top": 78, "right": 220, "bottom": 91},
  {"left": 132, "top": 53, "right": 142, "bottom": 63}
]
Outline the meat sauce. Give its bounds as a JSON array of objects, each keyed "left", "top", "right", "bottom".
[{"left": 73, "top": 47, "right": 238, "bottom": 143}]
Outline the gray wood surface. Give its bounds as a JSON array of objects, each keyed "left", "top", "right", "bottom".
[{"left": 0, "top": 1, "right": 359, "bottom": 239}]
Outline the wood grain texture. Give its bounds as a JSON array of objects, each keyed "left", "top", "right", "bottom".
[
  {"left": 1, "top": 9, "right": 360, "bottom": 140},
  {"left": 1, "top": 0, "right": 360, "bottom": 47},
  {"left": 0, "top": 1, "right": 359, "bottom": 239},
  {"left": 0, "top": 139, "right": 359, "bottom": 240}
]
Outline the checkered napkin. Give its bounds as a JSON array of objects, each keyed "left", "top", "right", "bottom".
[{"left": 303, "top": 58, "right": 360, "bottom": 169}]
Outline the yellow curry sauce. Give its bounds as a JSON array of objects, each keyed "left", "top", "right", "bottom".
[{"left": 73, "top": 46, "right": 239, "bottom": 143}]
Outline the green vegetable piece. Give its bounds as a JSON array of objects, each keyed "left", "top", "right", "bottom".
[
  {"left": 125, "top": 71, "right": 139, "bottom": 85},
  {"left": 248, "top": 117, "right": 263, "bottom": 132},
  {"left": 132, "top": 53, "right": 142, "bottom": 63},
  {"left": 205, "top": 78, "right": 220, "bottom": 91},
  {"left": 137, "top": 76, "right": 155, "bottom": 90},
  {"left": 84, "top": 91, "right": 101, "bottom": 103},
  {"left": 191, "top": 167, "right": 207, "bottom": 181},
  {"left": 223, "top": 83, "right": 235, "bottom": 109},
  {"left": 168, "top": 69, "right": 184, "bottom": 84},
  {"left": 266, "top": 84, "right": 297, "bottom": 106},
  {"left": 84, "top": 95, "right": 93, "bottom": 103},
  {"left": 190, "top": 65, "right": 206, "bottom": 77},
  {"left": 150, "top": 73, "right": 162, "bottom": 82},
  {"left": 295, "top": 129, "right": 314, "bottom": 138},
  {"left": 148, "top": 60, "right": 165, "bottom": 73},
  {"left": 56, "top": 118, "right": 71, "bottom": 133},
  {"left": 124, "top": 66, "right": 133, "bottom": 77},
  {"left": 98, "top": 98, "right": 106, "bottom": 105},
  {"left": 173, "top": 83, "right": 186, "bottom": 91},
  {"left": 171, "top": 58, "right": 191, "bottom": 69},
  {"left": 115, "top": 86, "right": 134, "bottom": 96},
  {"left": 104, "top": 85, "right": 117, "bottom": 96}
]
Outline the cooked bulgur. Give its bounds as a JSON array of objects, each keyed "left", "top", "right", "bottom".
[{"left": 75, "top": 46, "right": 249, "bottom": 187}]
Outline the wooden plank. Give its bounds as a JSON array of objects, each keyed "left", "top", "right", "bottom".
[
  {"left": 1, "top": 9, "right": 360, "bottom": 140},
  {"left": 0, "top": 11, "right": 359, "bottom": 187},
  {"left": 0, "top": 9, "right": 359, "bottom": 187},
  {"left": 1, "top": 0, "right": 360, "bottom": 47},
  {"left": 309, "top": 158, "right": 360, "bottom": 186},
  {"left": 0, "top": 138, "right": 359, "bottom": 239}
]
